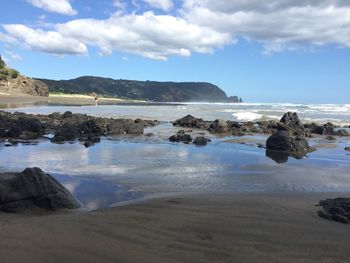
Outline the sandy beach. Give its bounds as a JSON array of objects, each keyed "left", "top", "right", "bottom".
[
  {"left": 0, "top": 93, "right": 147, "bottom": 108},
  {"left": 0, "top": 193, "right": 349, "bottom": 263}
]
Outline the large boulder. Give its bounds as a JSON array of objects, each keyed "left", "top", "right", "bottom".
[
  {"left": 266, "top": 130, "right": 313, "bottom": 159},
  {"left": 0, "top": 167, "right": 80, "bottom": 213}
]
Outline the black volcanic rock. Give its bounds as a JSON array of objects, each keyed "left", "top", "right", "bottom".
[
  {"left": 317, "top": 198, "right": 350, "bottom": 224},
  {"left": 37, "top": 76, "right": 238, "bottom": 102},
  {"left": 193, "top": 136, "right": 211, "bottom": 146},
  {"left": 169, "top": 134, "right": 193, "bottom": 143},
  {"left": 0, "top": 167, "right": 80, "bottom": 213},
  {"left": 173, "top": 115, "right": 209, "bottom": 129}
]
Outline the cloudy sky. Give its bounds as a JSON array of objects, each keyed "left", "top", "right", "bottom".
[{"left": 1, "top": 0, "right": 349, "bottom": 103}]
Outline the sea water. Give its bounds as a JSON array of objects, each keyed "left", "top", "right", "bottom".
[
  {"left": 1, "top": 103, "right": 350, "bottom": 209},
  {"left": 7, "top": 102, "right": 350, "bottom": 126}
]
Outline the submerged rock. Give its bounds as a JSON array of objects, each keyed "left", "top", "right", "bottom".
[
  {"left": 0, "top": 167, "right": 80, "bottom": 213},
  {"left": 345, "top": 147, "right": 350, "bottom": 152},
  {"left": 317, "top": 198, "right": 350, "bottom": 224},
  {"left": 193, "top": 136, "right": 211, "bottom": 146}
]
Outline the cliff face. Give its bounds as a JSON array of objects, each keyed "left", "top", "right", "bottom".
[
  {"left": 0, "top": 56, "right": 48, "bottom": 97},
  {"left": 39, "top": 76, "right": 236, "bottom": 102},
  {"left": 0, "top": 75, "right": 49, "bottom": 97}
]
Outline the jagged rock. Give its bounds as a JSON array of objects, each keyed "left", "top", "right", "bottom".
[
  {"left": 193, "top": 136, "right": 211, "bottom": 146},
  {"left": 317, "top": 198, "right": 350, "bottom": 224},
  {"left": 0, "top": 167, "right": 80, "bottom": 213},
  {"left": 169, "top": 134, "right": 193, "bottom": 143}
]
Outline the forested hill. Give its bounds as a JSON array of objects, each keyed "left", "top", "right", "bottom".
[{"left": 38, "top": 76, "right": 241, "bottom": 102}]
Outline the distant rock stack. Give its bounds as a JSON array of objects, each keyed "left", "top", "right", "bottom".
[{"left": 0, "top": 55, "right": 49, "bottom": 97}]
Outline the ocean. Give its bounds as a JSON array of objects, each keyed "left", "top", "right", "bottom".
[{"left": 8, "top": 102, "right": 350, "bottom": 126}]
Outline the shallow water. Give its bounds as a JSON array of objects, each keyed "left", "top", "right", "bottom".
[
  {"left": 7, "top": 102, "right": 350, "bottom": 125},
  {"left": 1, "top": 104, "right": 350, "bottom": 210}
]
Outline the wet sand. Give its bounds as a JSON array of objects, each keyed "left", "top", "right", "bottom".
[{"left": 1, "top": 192, "right": 349, "bottom": 263}]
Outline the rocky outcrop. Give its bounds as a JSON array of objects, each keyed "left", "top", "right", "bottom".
[
  {"left": 266, "top": 131, "right": 313, "bottom": 159},
  {"left": 0, "top": 167, "right": 80, "bottom": 213},
  {"left": 2, "top": 75, "right": 48, "bottom": 96},
  {"left": 0, "top": 110, "right": 158, "bottom": 147},
  {"left": 265, "top": 113, "right": 316, "bottom": 161},
  {"left": 317, "top": 198, "right": 350, "bottom": 224}
]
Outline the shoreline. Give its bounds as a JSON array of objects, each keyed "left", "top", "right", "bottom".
[
  {"left": 0, "top": 93, "right": 186, "bottom": 108},
  {"left": 1, "top": 192, "right": 349, "bottom": 263}
]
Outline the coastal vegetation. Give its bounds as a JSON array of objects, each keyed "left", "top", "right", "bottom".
[
  {"left": 38, "top": 76, "right": 241, "bottom": 102},
  {"left": 0, "top": 55, "right": 19, "bottom": 81}
]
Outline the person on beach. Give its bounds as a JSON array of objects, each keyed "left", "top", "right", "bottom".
[{"left": 94, "top": 96, "right": 98, "bottom": 106}]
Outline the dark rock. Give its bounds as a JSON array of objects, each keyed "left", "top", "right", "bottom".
[
  {"left": 169, "top": 134, "right": 193, "bottom": 143},
  {"left": 317, "top": 198, "right": 350, "bottom": 224},
  {"left": 0, "top": 167, "right": 80, "bottom": 213},
  {"left": 266, "top": 131, "right": 312, "bottom": 161},
  {"left": 266, "top": 130, "right": 292, "bottom": 152},
  {"left": 209, "top": 119, "right": 228, "bottom": 133},
  {"left": 125, "top": 123, "right": 144, "bottom": 134},
  {"left": 79, "top": 119, "right": 102, "bottom": 136},
  {"left": 336, "top": 129, "right": 349, "bottom": 137},
  {"left": 193, "top": 136, "right": 211, "bottom": 146},
  {"left": 51, "top": 124, "right": 79, "bottom": 143},
  {"left": 266, "top": 150, "right": 289, "bottom": 163},
  {"left": 6, "top": 127, "right": 22, "bottom": 138},
  {"left": 312, "top": 123, "right": 335, "bottom": 135},
  {"left": 280, "top": 112, "right": 305, "bottom": 135},
  {"left": 62, "top": 111, "right": 73, "bottom": 118},
  {"left": 173, "top": 115, "right": 208, "bottom": 129},
  {"left": 345, "top": 147, "right": 350, "bottom": 152}
]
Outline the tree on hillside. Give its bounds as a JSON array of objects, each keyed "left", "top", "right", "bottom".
[{"left": 0, "top": 55, "right": 5, "bottom": 69}]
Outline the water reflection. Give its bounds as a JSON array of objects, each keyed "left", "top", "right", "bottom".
[
  {"left": 1, "top": 136, "right": 350, "bottom": 194},
  {"left": 52, "top": 174, "right": 142, "bottom": 210}
]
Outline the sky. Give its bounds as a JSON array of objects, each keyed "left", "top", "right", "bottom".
[{"left": 0, "top": 0, "right": 349, "bottom": 103}]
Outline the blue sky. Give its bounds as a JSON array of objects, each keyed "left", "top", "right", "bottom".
[{"left": 0, "top": 0, "right": 349, "bottom": 103}]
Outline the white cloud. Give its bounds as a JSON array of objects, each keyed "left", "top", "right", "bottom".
[
  {"left": 3, "top": 24, "right": 87, "bottom": 55},
  {"left": 143, "top": 0, "right": 173, "bottom": 11},
  {"left": 27, "top": 0, "right": 77, "bottom": 16},
  {"left": 55, "top": 11, "right": 232, "bottom": 60},
  {"left": 2, "top": 1, "right": 350, "bottom": 58},
  {"left": 181, "top": 0, "right": 350, "bottom": 53}
]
